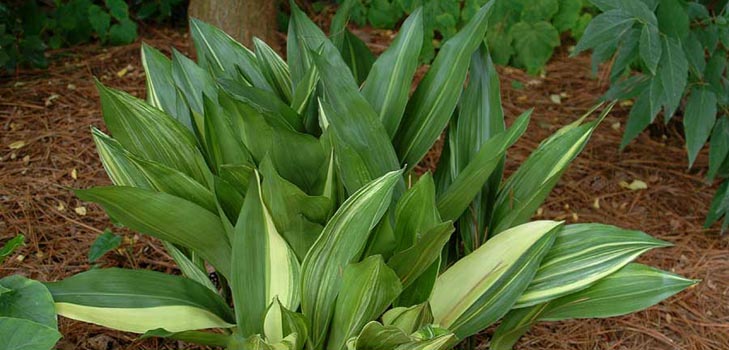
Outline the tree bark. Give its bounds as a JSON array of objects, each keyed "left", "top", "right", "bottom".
[{"left": 188, "top": 0, "right": 278, "bottom": 50}]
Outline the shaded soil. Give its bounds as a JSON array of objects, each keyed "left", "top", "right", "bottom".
[{"left": 1, "top": 25, "right": 728, "bottom": 350}]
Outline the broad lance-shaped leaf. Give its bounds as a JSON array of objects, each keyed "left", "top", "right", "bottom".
[
  {"left": 394, "top": 1, "right": 495, "bottom": 171},
  {"left": 313, "top": 53, "right": 401, "bottom": 194},
  {"left": 189, "top": 18, "right": 272, "bottom": 91},
  {"left": 287, "top": 1, "right": 339, "bottom": 88},
  {"left": 340, "top": 29, "right": 375, "bottom": 85},
  {"left": 514, "top": 223, "right": 672, "bottom": 308},
  {"left": 393, "top": 173, "right": 441, "bottom": 253},
  {"left": 684, "top": 87, "right": 717, "bottom": 167},
  {"left": 260, "top": 157, "right": 332, "bottom": 261},
  {"left": 490, "top": 105, "right": 610, "bottom": 235},
  {"left": 254, "top": 37, "right": 293, "bottom": 103},
  {"left": 96, "top": 81, "right": 211, "bottom": 186},
  {"left": 348, "top": 321, "right": 411, "bottom": 350},
  {"left": 436, "top": 110, "right": 529, "bottom": 222},
  {"left": 659, "top": 36, "right": 688, "bottom": 121},
  {"left": 171, "top": 49, "right": 217, "bottom": 128},
  {"left": 382, "top": 303, "right": 433, "bottom": 335},
  {"left": 202, "top": 95, "right": 254, "bottom": 169},
  {"left": 91, "top": 128, "right": 217, "bottom": 213},
  {"left": 45, "top": 268, "right": 235, "bottom": 333},
  {"left": 218, "top": 78, "right": 303, "bottom": 132},
  {"left": 141, "top": 43, "right": 184, "bottom": 123},
  {"left": 429, "top": 220, "right": 562, "bottom": 339},
  {"left": 387, "top": 221, "right": 454, "bottom": 289},
  {"left": 492, "top": 263, "right": 696, "bottom": 350},
  {"left": 231, "top": 171, "right": 301, "bottom": 336},
  {"left": 361, "top": 8, "right": 423, "bottom": 138},
  {"left": 327, "top": 256, "right": 403, "bottom": 350},
  {"left": 141, "top": 329, "right": 231, "bottom": 347},
  {"left": 301, "top": 170, "right": 402, "bottom": 349},
  {"left": 448, "top": 43, "right": 506, "bottom": 253},
  {"left": 264, "top": 298, "right": 309, "bottom": 350},
  {"left": 76, "top": 186, "right": 232, "bottom": 278}
]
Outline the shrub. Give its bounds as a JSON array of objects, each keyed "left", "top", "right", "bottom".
[
  {"left": 0, "top": 0, "right": 184, "bottom": 71},
  {"left": 335, "top": 0, "right": 594, "bottom": 73},
  {"left": 1, "top": 1, "right": 695, "bottom": 349},
  {"left": 574, "top": 0, "right": 729, "bottom": 231}
]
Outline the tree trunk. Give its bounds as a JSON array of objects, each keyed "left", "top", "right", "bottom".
[{"left": 188, "top": 0, "right": 278, "bottom": 50}]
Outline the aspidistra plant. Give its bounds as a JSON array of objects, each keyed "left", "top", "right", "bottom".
[{"left": 39, "top": 1, "right": 695, "bottom": 349}]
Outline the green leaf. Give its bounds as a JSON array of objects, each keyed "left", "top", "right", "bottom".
[
  {"left": 708, "top": 117, "right": 729, "bottom": 181},
  {"left": 202, "top": 95, "right": 255, "bottom": 169},
  {"left": 189, "top": 18, "right": 272, "bottom": 91},
  {"left": 349, "top": 321, "right": 411, "bottom": 350},
  {"left": 684, "top": 32, "right": 706, "bottom": 76},
  {"left": 381, "top": 303, "right": 433, "bottom": 335},
  {"left": 620, "top": 81, "right": 661, "bottom": 149},
  {"left": 490, "top": 106, "right": 608, "bottom": 234},
  {"left": 46, "top": 268, "right": 235, "bottom": 333},
  {"left": 639, "top": 24, "right": 661, "bottom": 75},
  {"left": 96, "top": 81, "right": 211, "bottom": 186},
  {"left": 514, "top": 223, "right": 672, "bottom": 308},
  {"left": 340, "top": 29, "right": 375, "bottom": 85},
  {"left": 263, "top": 298, "right": 308, "bottom": 349},
  {"left": 684, "top": 87, "right": 717, "bottom": 167},
  {"left": 658, "top": 37, "right": 688, "bottom": 121},
  {"left": 0, "top": 318, "right": 61, "bottom": 350},
  {"left": 231, "top": 171, "right": 301, "bottom": 336},
  {"left": 141, "top": 328, "right": 231, "bottom": 347},
  {"left": 76, "top": 186, "right": 232, "bottom": 278},
  {"left": 656, "top": 0, "right": 689, "bottom": 39},
  {"left": 330, "top": 0, "right": 357, "bottom": 49},
  {"left": 553, "top": 0, "right": 582, "bottom": 32},
  {"left": 361, "top": 8, "right": 423, "bottom": 138},
  {"left": 429, "top": 220, "right": 562, "bottom": 338},
  {"left": 254, "top": 37, "right": 293, "bottom": 103},
  {"left": 88, "top": 229, "right": 121, "bottom": 262},
  {"left": 88, "top": 5, "right": 110, "bottom": 40},
  {"left": 490, "top": 304, "right": 547, "bottom": 350},
  {"left": 387, "top": 222, "right": 454, "bottom": 289},
  {"left": 574, "top": 10, "right": 635, "bottom": 55},
  {"left": 162, "top": 243, "right": 217, "bottom": 292},
  {"left": 105, "top": 0, "right": 128, "bottom": 20},
  {"left": 437, "top": 111, "right": 529, "bottom": 222},
  {"left": 287, "top": 1, "right": 339, "bottom": 88},
  {"left": 520, "top": 0, "right": 559, "bottom": 22},
  {"left": 394, "top": 2, "right": 494, "bottom": 171},
  {"left": 108, "top": 18, "right": 137, "bottom": 45},
  {"left": 301, "top": 170, "right": 402, "bottom": 349},
  {"left": 312, "top": 52, "right": 401, "bottom": 194},
  {"left": 0, "top": 275, "right": 58, "bottom": 328},
  {"left": 171, "top": 49, "right": 216, "bottom": 125},
  {"left": 141, "top": 44, "right": 189, "bottom": 127},
  {"left": 540, "top": 264, "right": 697, "bottom": 320},
  {"left": 393, "top": 173, "right": 441, "bottom": 254},
  {"left": 705, "top": 180, "right": 729, "bottom": 232},
  {"left": 510, "top": 21, "right": 560, "bottom": 74},
  {"left": 611, "top": 28, "right": 640, "bottom": 81},
  {"left": 0, "top": 235, "right": 24, "bottom": 264},
  {"left": 327, "top": 255, "right": 403, "bottom": 350},
  {"left": 217, "top": 78, "right": 303, "bottom": 132}
]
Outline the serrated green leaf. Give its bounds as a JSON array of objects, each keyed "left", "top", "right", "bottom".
[
  {"left": 88, "top": 5, "right": 110, "bottom": 40},
  {"left": 658, "top": 37, "right": 688, "bottom": 121},
  {"left": 46, "top": 268, "right": 235, "bottom": 333},
  {"left": 395, "top": 1, "right": 494, "bottom": 171},
  {"left": 430, "top": 220, "right": 562, "bottom": 338},
  {"left": 520, "top": 0, "right": 558, "bottom": 22},
  {"left": 108, "top": 18, "right": 137, "bottom": 45},
  {"left": 656, "top": 0, "right": 689, "bottom": 39},
  {"left": 105, "top": 0, "right": 128, "bottom": 20},
  {"left": 327, "top": 256, "right": 402, "bottom": 350},
  {"left": 361, "top": 8, "right": 423, "bottom": 138},
  {"left": 301, "top": 170, "right": 401, "bottom": 349},
  {"left": 553, "top": 0, "right": 582, "bottom": 32},
  {"left": 76, "top": 187, "right": 232, "bottom": 278},
  {"left": 639, "top": 24, "right": 661, "bottom": 74},
  {"left": 511, "top": 21, "right": 560, "bottom": 75},
  {"left": 574, "top": 10, "right": 635, "bottom": 55},
  {"left": 684, "top": 87, "right": 717, "bottom": 167},
  {"left": 708, "top": 117, "right": 729, "bottom": 181}
]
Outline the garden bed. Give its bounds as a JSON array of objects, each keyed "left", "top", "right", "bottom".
[{"left": 1, "top": 25, "right": 727, "bottom": 350}]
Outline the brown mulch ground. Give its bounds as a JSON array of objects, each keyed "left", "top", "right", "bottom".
[{"left": 1, "top": 23, "right": 728, "bottom": 350}]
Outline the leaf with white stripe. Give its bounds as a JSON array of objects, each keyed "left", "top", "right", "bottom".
[
  {"left": 514, "top": 223, "right": 672, "bottom": 308},
  {"left": 429, "top": 220, "right": 561, "bottom": 338},
  {"left": 231, "top": 171, "right": 301, "bottom": 336},
  {"left": 254, "top": 37, "right": 293, "bottom": 103},
  {"left": 45, "top": 268, "right": 234, "bottom": 333},
  {"left": 327, "top": 255, "right": 402, "bottom": 350},
  {"left": 301, "top": 170, "right": 402, "bottom": 349},
  {"left": 96, "top": 81, "right": 211, "bottom": 186},
  {"left": 361, "top": 8, "right": 423, "bottom": 138},
  {"left": 394, "top": 2, "right": 494, "bottom": 171}
]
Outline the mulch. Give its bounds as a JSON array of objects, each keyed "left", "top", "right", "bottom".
[{"left": 1, "top": 22, "right": 728, "bottom": 350}]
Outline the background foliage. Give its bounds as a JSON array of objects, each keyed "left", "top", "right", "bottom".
[
  {"left": 575, "top": 0, "right": 729, "bottom": 231},
  {"left": 0, "top": 0, "right": 184, "bottom": 71},
  {"left": 335, "top": 0, "right": 595, "bottom": 72}
]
